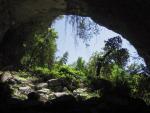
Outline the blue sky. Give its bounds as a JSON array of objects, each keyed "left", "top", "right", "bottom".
[{"left": 52, "top": 15, "right": 145, "bottom": 65}]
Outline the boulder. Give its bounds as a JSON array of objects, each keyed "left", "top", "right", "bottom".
[
  {"left": 73, "top": 88, "right": 89, "bottom": 100},
  {"left": 63, "top": 87, "right": 69, "bottom": 92},
  {"left": 39, "top": 93, "right": 49, "bottom": 102},
  {"left": 48, "top": 93, "right": 56, "bottom": 100},
  {"left": 73, "top": 88, "right": 87, "bottom": 92},
  {"left": 28, "top": 83, "right": 35, "bottom": 88},
  {"left": 0, "top": 71, "right": 3, "bottom": 75},
  {"left": 53, "top": 86, "right": 64, "bottom": 92},
  {"left": 73, "top": 88, "right": 87, "bottom": 96},
  {"left": 47, "top": 79, "right": 64, "bottom": 92},
  {"left": 0, "top": 71, "right": 22, "bottom": 84},
  {"left": 19, "top": 86, "right": 33, "bottom": 94},
  {"left": 54, "top": 92, "right": 70, "bottom": 98},
  {"left": 47, "top": 79, "right": 62, "bottom": 87},
  {"left": 7, "top": 78, "right": 17, "bottom": 84},
  {"left": 37, "top": 88, "right": 50, "bottom": 94},
  {"left": 0, "top": 71, "right": 13, "bottom": 83},
  {"left": 35, "top": 83, "right": 48, "bottom": 90}
]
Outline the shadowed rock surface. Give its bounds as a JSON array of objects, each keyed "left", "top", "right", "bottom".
[{"left": 0, "top": 82, "right": 150, "bottom": 113}]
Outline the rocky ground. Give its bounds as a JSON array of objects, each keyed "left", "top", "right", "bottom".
[
  {"left": 0, "top": 71, "right": 150, "bottom": 113},
  {"left": 0, "top": 71, "right": 99, "bottom": 102}
]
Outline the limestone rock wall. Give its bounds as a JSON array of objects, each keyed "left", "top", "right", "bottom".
[
  {"left": 0, "top": 0, "right": 11, "bottom": 42},
  {"left": 0, "top": 0, "right": 66, "bottom": 67},
  {"left": 0, "top": 0, "right": 66, "bottom": 41}
]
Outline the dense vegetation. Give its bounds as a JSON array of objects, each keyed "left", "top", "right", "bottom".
[
  {"left": 21, "top": 28, "right": 57, "bottom": 68},
  {"left": 12, "top": 27, "right": 150, "bottom": 105}
]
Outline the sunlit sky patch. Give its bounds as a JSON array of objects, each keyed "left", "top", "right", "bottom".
[{"left": 52, "top": 15, "right": 145, "bottom": 65}]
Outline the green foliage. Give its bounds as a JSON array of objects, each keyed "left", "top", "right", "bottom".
[
  {"left": 32, "top": 63, "right": 86, "bottom": 81},
  {"left": 21, "top": 28, "right": 58, "bottom": 68},
  {"left": 58, "top": 65, "right": 85, "bottom": 79},
  {"left": 109, "top": 64, "right": 125, "bottom": 81},
  {"left": 127, "top": 63, "right": 144, "bottom": 75},
  {"left": 103, "top": 36, "right": 129, "bottom": 67},
  {"left": 108, "top": 64, "right": 145, "bottom": 97},
  {"left": 72, "top": 57, "right": 88, "bottom": 75},
  {"left": 31, "top": 64, "right": 88, "bottom": 91},
  {"left": 75, "top": 57, "right": 85, "bottom": 70},
  {"left": 58, "top": 52, "right": 69, "bottom": 65},
  {"left": 84, "top": 37, "right": 150, "bottom": 103},
  {"left": 138, "top": 76, "right": 150, "bottom": 104},
  {"left": 104, "top": 36, "right": 122, "bottom": 51},
  {"left": 87, "top": 52, "right": 102, "bottom": 76},
  {"left": 33, "top": 66, "right": 51, "bottom": 75},
  {"left": 19, "top": 29, "right": 149, "bottom": 104},
  {"left": 87, "top": 37, "right": 129, "bottom": 77}
]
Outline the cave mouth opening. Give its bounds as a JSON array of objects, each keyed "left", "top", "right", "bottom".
[{"left": 52, "top": 15, "right": 146, "bottom": 67}]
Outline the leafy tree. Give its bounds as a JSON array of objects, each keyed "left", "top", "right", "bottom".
[
  {"left": 127, "top": 63, "right": 144, "bottom": 75},
  {"left": 103, "top": 36, "right": 122, "bottom": 51},
  {"left": 87, "top": 36, "right": 129, "bottom": 77},
  {"left": 58, "top": 52, "right": 69, "bottom": 65},
  {"left": 21, "top": 28, "right": 58, "bottom": 68},
  {"left": 95, "top": 36, "right": 129, "bottom": 77},
  {"left": 75, "top": 57, "right": 85, "bottom": 70},
  {"left": 71, "top": 57, "right": 88, "bottom": 75},
  {"left": 95, "top": 50, "right": 112, "bottom": 77},
  {"left": 87, "top": 52, "right": 102, "bottom": 77},
  {"left": 138, "top": 76, "right": 150, "bottom": 101},
  {"left": 103, "top": 36, "right": 129, "bottom": 67}
]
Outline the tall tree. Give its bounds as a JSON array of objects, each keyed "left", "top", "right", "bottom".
[
  {"left": 58, "top": 52, "right": 69, "bottom": 65},
  {"left": 21, "top": 28, "right": 58, "bottom": 68},
  {"left": 88, "top": 36, "right": 129, "bottom": 77},
  {"left": 75, "top": 57, "right": 86, "bottom": 70}
]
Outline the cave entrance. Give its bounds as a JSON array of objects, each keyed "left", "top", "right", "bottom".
[
  {"left": 1, "top": 14, "right": 149, "bottom": 104},
  {"left": 52, "top": 15, "right": 145, "bottom": 66},
  {"left": 42, "top": 15, "right": 150, "bottom": 104},
  {"left": 1, "top": 1, "right": 150, "bottom": 111}
]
